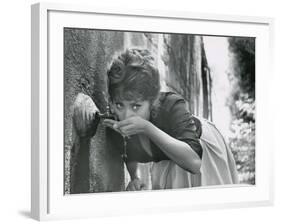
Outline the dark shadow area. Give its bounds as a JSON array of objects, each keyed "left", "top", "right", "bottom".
[{"left": 18, "top": 210, "right": 32, "bottom": 219}]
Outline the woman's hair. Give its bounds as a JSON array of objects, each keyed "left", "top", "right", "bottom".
[{"left": 107, "top": 48, "right": 160, "bottom": 102}]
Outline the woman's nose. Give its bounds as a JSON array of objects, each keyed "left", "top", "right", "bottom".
[{"left": 124, "top": 108, "right": 135, "bottom": 119}]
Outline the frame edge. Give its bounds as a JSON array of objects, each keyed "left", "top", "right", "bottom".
[
  {"left": 31, "top": 2, "right": 49, "bottom": 221},
  {"left": 31, "top": 1, "right": 275, "bottom": 220},
  {"left": 31, "top": 3, "right": 40, "bottom": 221}
]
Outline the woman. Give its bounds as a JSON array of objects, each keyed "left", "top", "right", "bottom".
[{"left": 72, "top": 48, "right": 238, "bottom": 191}]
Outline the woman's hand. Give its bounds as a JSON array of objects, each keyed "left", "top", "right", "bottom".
[
  {"left": 103, "top": 116, "right": 150, "bottom": 137},
  {"left": 73, "top": 93, "right": 100, "bottom": 138},
  {"left": 126, "top": 178, "right": 146, "bottom": 191}
]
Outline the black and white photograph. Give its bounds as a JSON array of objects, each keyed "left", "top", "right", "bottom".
[{"left": 63, "top": 28, "right": 255, "bottom": 194}]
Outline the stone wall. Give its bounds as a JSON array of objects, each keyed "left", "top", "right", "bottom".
[{"left": 64, "top": 29, "right": 125, "bottom": 193}]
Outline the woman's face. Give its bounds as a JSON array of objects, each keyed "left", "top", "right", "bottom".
[{"left": 111, "top": 98, "right": 151, "bottom": 121}]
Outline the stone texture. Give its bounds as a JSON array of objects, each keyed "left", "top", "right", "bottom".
[{"left": 64, "top": 29, "right": 125, "bottom": 193}]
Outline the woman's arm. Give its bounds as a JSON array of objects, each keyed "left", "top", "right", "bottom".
[
  {"left": 125, "top": 161, "right": 146, "bottom": 190},
  {"left": 106, "top": 116, "right": 201, "bottom": 174},
  {"left": 145, "top": 121, "right": 201, "bottom": 174},
  {"left": 126, "top": 161, "right": 139, "bottom": 180}
]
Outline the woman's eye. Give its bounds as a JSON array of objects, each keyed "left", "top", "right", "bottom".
[
  {"left": 132, "top": 104, "right": 141, "bottom": 110},
  {"left": 115, "top": 103, "right": 123, "bottom": 109}
]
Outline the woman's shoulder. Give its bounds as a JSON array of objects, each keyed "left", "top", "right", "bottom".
[
  {"left": 151, "top": 91, "right": 202, "bottom": 138},
  {"left": 150, "top": 91, "right": 189, "bottom": 121},
  {"left": 158, "top": 92, "right": 187, "bottom": 111}
]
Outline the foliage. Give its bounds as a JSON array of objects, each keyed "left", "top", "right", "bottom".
[
  {"left": 227, "top": 37, "right": 255, "bottom": 184},
  {"left": 228, "top": 94, "right": 255, "bottom": 184},
  {"left": 228, "top": 37, "right": 255, "bottom": 98}
]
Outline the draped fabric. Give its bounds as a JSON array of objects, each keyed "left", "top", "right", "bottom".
[{"left": 151, "top": 118, "right": 239, "bottom": 189}]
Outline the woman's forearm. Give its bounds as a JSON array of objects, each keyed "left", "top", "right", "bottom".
[
  {"left": 125, "top": 161, "right": 140, "bottom": 180},
  {"left": 145, "top": 122, "right": 201, "bottom": 174}
]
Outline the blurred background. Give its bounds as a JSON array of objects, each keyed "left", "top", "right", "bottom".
[{"left": 204, "top": 36, "right": 255, "bottom": 185}]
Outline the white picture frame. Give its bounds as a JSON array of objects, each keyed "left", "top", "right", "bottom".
[{"left": 31, "top": 2, "right": 274, "bottom": 221}]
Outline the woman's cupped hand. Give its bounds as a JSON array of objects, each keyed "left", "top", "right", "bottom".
[{"left": 103, "top": 116, "right": 150, "bottom": 137}]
